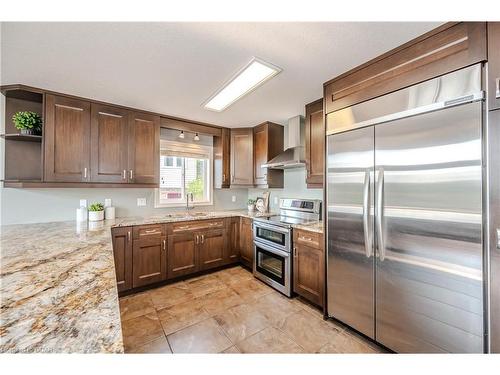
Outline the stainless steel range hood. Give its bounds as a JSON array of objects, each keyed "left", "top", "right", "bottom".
[{"left": 262, "top": 115, "right": 305, "bottom": 169}]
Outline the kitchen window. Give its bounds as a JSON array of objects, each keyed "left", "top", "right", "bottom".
[{"left": 155, "top": 139, "right": 213, "bottom": 207}]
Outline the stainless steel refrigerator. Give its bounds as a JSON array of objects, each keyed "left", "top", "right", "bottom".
[{"left": 326, "top": 64, "right": 486, "bottom": 353}]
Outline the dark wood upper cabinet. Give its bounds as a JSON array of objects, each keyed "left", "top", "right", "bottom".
[
  {"left": 488, "top": 22, "right": 500, "bottom": 111},
  {"left": 239, "top": 217, "right": 254, "bottom": 269},
  {"left": 324, "top": 22, "right": 487, "bottom": 113},
  {"left": 214, "top": 128, "right": 231, "bottom": 189},
  {"left": 128, "top": 112, "right": 160, "bottom": 184},
  {"left": 132, "top": 235, "right": 167, "bottom": 288},
  {"left": 293, "top": 229, "right": 325, "bottom": 307},
  {"left": 90, "top": 104, "right": 129, "bottom": 183},
  {"left": 167, "top": 233, "right": 199, "bottom": 279},
  {"left": 253, "top": 122, "right": 284, "bottom": 188},
  {"left": 44, "top": 94, "right": 91, "bottom": 182},
  {"left": 230, "top": 128, "right": 254, "bottom": 186},
  {"left": 198, "top": 229, "right": 226, "bottom": 271},
  {"left": 305, "top": 99, "right": 324, "bottom": 188},
  {"left": 111, "top": 227, "right": 133, "bottom": 292}
]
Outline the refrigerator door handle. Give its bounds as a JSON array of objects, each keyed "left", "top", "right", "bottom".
[
  {"left": 376, "top": 167, "right": 385, "bottom": 261},
  {"left": 362, "top": 169, "right": 372, "bottom": 258}
]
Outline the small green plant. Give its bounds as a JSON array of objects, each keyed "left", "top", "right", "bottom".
[
  {"left": 247, "top": 198, "right": 256, "bottom": 205},
  {"left": 12, "top": 111, "right": 42, "bottom": 133},
  {"left": 88, "top": 203, "right": 104, "bottom": 212}
]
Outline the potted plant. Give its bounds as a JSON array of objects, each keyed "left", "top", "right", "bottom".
[
  {"left": 12, "top": 111, "right": 42, "bottom": 135},
  {"left": 247, "top": 198, "right": 256, "bottom": 212},
  {"left": 88, "top": 202, "right": 105, "bottom": 222}
]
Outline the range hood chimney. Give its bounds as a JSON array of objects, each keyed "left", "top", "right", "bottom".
[{"left": 262, "top": 115, "right": 305, "bottom": 169}]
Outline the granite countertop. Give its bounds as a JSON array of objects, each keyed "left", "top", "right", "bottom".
[
  {"left": 112, "top": 210, "right": 276, "bottom": 227},
  {"left": 0, "top": 220, "right": 124, "bottom": 353},
  {"left": 292, "top": 221, "right": 324, "bottom": 234},
  {"left": 0, "top": 210, "right": 276, "bottom": 353}
]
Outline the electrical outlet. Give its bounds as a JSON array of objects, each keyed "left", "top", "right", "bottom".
[
  {"left": 231, "top": 195, "right": 236, "bottom": 203},
  {"left": 274, "top": 197, "right": 278, "bottom": 205},
  {"left": 137, "top": 198, "right": 147, "bottom": 207},
  {"left": 79, "top": 199, "right": 87, "bottom": 208}
]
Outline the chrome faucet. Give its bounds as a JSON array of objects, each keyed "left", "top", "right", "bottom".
[{"left": 186, "top": 193, "right": 194, "bottom": 210}]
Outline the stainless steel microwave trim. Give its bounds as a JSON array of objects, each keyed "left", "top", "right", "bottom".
[
  {"left": 253, "top": 240, "right": 292, "bottom": 297},
  {"left": 253, "top": 221, "right": 291, "bottom": 252},
  {"left": 326, "top": 63, "right": 484, "bottom": 135}
]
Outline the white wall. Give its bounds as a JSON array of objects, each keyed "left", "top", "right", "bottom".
[
  {"left": 248, "top": 168, "right": 323, "bottom": 212},
  {"left": 0, "top": 187, "right": 249, "bottom": 225},
  {"left": 0, "top": 168, "right": 324, "bottom": 225}
]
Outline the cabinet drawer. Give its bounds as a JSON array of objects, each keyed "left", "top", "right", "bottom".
[
  {"left": 170, "top": 219, "right": 225, "bottom": 233},
  {"left": 294, "top": 229, "right": 323, "bottom": 249},
  {"left": 133, "top": 224, "right": 165, "bottom": 239}
]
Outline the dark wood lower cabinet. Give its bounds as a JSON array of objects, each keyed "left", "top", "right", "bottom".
[
  {"left": 293, "top": 230, "right": 325, "bottom": 307},
  {"left": 239, "top": 217, "right": 254, "bottom": 268},
  {"left": 199, "top": 229, "right": 226, "bottom": 271},
  {"left": 111, "top": 227, "right": 133, "bottom": 292},
  {"left": 132, "top": 235, "right": 167, "bottom": 288},
  {"left": 167, "top": 233, "right": 198, "bottom": 278},
  {"left": 226, "top": 217, "right": 240, "bottom": 263},
  {"left": 112, "top": 218, "right": 250, "bottom": 292}
]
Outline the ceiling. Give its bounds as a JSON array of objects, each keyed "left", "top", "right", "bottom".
[{"left": 0, "top": 22, "right": 441, "bottom": 128}]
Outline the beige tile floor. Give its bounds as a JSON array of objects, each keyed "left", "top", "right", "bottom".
[{"left": 119, "top": 266, "right": 386, "bottom": 354}]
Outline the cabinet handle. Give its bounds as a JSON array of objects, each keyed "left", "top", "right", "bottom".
[
  {"left": 163, "top": 239, "right": 166, "bottom": 251},
  {"left": 127, "top": 231, "right": 131, "bottom": 242},
  {"left": 129, "top": 170, "right": 133, "bottom": 180},
  {"left": 231, "top": 175, "right": 234, "bottom": 182},
  {"left": 142, "top": 229, "right": 161, "bottom": 235},
  {"left": 123, "top": 170, "right": 127, "bottom": 180},
  {"left": 201, "top": 234, "right": 205, "bottom": 244},
  {"left": 293, "top": 246, "right": 297, "bottom": 257},
  {"left": 83, "top": 167, "right": 88, "bottom": 179},
  {"left": 223, "top": 174, "right": 226, "bottom": 182},
  {"left": 496, "top": 78, "right": 500, "bottom": 99},
  {"left": 196, "top": 235, "right": 199, "bottom": 244},
  {"left": 300, "top": 236, "right": 313, "bottom": 242}
]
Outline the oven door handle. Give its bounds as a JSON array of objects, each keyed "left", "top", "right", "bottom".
[
  {"left": 254, "top": 241, "right": 291, "bottom": 258},
  {"left": 253, "top": 221, "right": 290, "bottom": 235}
]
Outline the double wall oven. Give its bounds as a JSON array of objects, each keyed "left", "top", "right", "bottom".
[{"left": 253, "top": 198, "right": 322, "bottom": 297}]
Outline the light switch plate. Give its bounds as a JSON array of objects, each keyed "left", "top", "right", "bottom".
[
  {"left": 137, "top": 198, "right": 147, "bottom": 207},
  {"left": 231, "top": 195, "right": 236, "bottom": 203},
  {"left": 79, "top": 199, "right": 87, "bottom": 208}
]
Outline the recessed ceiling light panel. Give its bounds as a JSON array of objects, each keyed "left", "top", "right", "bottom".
[{"left": 203, "top": 57, "right": 281, "bottom": 112}]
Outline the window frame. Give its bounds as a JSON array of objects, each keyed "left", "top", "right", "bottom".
[{"left": 154, "top": 140, "right": 214, "bottom": 208}]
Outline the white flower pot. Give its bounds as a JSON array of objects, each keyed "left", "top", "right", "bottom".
[
  {"left": 248, "top": 204, "right": 255, "bottom": 212},
  {"left": 88, "top": 210, "right": 104, "bottom": 222}
]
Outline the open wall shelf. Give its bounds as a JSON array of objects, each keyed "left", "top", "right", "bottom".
[
  {"left": 1, "top": 134, "right": 42, "bottom": 142},
  {"left": 1, "top": 86, "right": 44, "bottom": 182}
]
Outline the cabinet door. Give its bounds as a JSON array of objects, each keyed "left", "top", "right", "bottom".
[
  {"left": 128, "top": 112, "right": 160, "bottom": 184},
  {"left": 214, "top": 128, "right": 231, "bottom": 188},
  {"left": 199, "top": 229, "right": 226, "bottom": 271},
  {"left": 488, "top": 22, "right": 500, "bottom": 111},
  {"left": 253, "top": 123, "right": 268, "bottom": 185},
  {"left": 90, "top": 104, "right": 129, "bottom": 183},
  {"left": 226, "top": 217, "right": 240, "bottom": 263},
  {"left": 167, "top": 233, "right": 198, "bottom": 278},
  {"left": 132, "top": 236, "right": 167, "bottom": 288},
  {"left": 239, "top": 217, "right": 254, "bottom": 268},
  {"left": 44, "top": 94, "right": 91, "bottom": 182},
  {"left": 305, "top": 99, "right": 324, "bottom": 188},
  {"left": 230, "top": 128, "right": 253, "bottom": 186},
  {"left": 111, "top": 227, "right": 133, "bottom": 292},
  {"left": 293, "top": 243, "right": 324, "bottom": 307}
]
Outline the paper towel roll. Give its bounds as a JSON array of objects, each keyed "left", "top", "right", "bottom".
[
  {"left": 105, "top": 206, "right": 115, "bottom": 220},
  {"left": 76, "top": 207, "right": 87, "bottom": 222}
]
